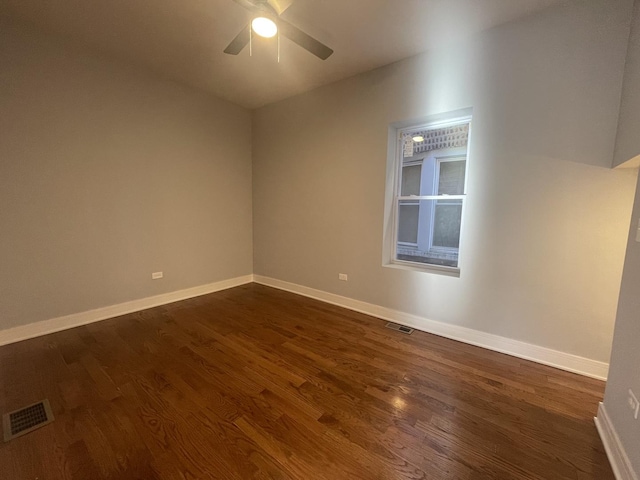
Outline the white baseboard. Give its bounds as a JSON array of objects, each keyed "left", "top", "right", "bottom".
[
  {"left": 595, "top": 403, "right": 639, "bottom": 480},
  {"left": 0, "top": 275, "right": 253, "bottom": 346},
  {"left": 253, "top": 275, "right": 609, "bottom": 380},
  {"left": 0, "top": 274, "right": 611, "bottom": 381}
]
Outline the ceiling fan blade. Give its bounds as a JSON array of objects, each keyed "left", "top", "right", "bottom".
[
  {"left": 231, "top": 0, "right": 260, "bottom": 11},
  {"left": 224, "top": 25, "right": 250, "bottom": 55},
  {"left": 278, "top": 20, "right": 333, "bottom": 60},
  {"left": 231, "top": 0, "right": 277, "bottom": 14},
  {"left": 267, "top": 0, "right": 294, "bottom": 15}
]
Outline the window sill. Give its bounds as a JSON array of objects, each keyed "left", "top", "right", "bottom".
[{"left": 383, "top": 260, "right": 460, "bottom": 277}]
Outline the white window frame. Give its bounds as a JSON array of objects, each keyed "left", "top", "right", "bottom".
[{"left": 383, "top": 111, "right": 472, "bottom": 276}]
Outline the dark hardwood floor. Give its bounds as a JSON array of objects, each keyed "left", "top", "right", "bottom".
[{"left": 0, "top": 283, "right": 613, "bottom": 479}]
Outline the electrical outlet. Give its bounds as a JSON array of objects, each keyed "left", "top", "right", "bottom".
[
  {"left": 338, "top": 273, "right": 348, "bottom": 281},
  {"left": 629, "top": 389, "right": 639, "bottom": 419},
  {"left": 152, "top": 272, "right": 163, "bottom": 280}
]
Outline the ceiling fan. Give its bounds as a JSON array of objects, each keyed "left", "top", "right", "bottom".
[{"left": 224, "top": 0, "right": 334, "bottom": 60}]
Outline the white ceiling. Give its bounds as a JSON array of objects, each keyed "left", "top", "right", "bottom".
[{"left": 1, "top": 0, "right": 563, "bottom": 109}]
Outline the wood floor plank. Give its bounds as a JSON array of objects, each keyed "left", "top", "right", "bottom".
[{"left": 0, "top": 283, "right": 614, "bottom": 479}]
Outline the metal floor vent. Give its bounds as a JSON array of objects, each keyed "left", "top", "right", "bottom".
[
  {"left": 3, "top": 399, "right": 54, "bottom": 442},
  {"left": 385, "top": 322, "right": 414, "bottom": 335}
]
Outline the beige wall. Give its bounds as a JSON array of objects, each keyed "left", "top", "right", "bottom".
[
  {"left": 603, "top": 173, "right": 640, "bottom": 475},
  {"left": 253, "top": 0, "right": 638, "bottom": 363},
  {"left": 0, "top": 22, "right": 253, "bottom": 330},
  {"left": 614, "top": 0, "right": 640, "bottom": 168},
  {"left": 603, "top": 1, "right": 640, "bottom": 474}
]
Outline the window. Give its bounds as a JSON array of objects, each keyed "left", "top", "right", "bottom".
[{"left": 384, "top": 114, "right": 471, "bottom": 274}]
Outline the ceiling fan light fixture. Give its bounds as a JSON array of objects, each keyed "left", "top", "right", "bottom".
[{"left": 252, "top": 17, "right": 278, "bottom": 38}]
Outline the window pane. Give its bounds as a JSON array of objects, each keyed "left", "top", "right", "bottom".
[
  {"left": 432, "top": 201, "right": 462, "bottom": 249},
  {"left": 396, "top": 199, "right": 462, "bottom": 268},
  {"left": 438, "top": 160, "right": 466, "bottom": 195},
  {"left": 401, "top": 164, "right": 421, "bottom": 196},
  {"left": 398, "top": 203, "right": 419, "bottom": 243}
]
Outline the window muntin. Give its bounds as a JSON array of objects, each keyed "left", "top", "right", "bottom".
[{"left": 391, "top": 119, "right": 471, "bottom": 272}]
